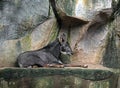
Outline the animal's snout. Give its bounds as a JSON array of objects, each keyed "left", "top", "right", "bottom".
[{"left": 67, "top": 51, "right": 74, "bottom": 55}]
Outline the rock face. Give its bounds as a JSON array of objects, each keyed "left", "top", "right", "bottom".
[
  {"left": 75, "top": 0, "right": 112, "bottom": 20},
  {"left": 56, "top": 0, "right": 111, "bottom": 20},
  {"left": 54, "top": 0, "right": 120, "bottom": 69},
  {"left": 0, "top": 0, "right": 51, "bottom": 67},
  {"left": 70, "top": 9, "right": 112, "bottom": 64},
  {"left": 0, "top": 68, "right": 113, "bottom": 81},
  {"left": 103, "top": 17, "right": 120, "bottom": 68},
  {"left": 0, "top": 0, "right": 49, "bottom": 41},
  {"left": 0, "top": 18, "right": 57, "bottom": 67}
]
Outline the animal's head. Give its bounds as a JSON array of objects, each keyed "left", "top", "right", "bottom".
[{"left": 59, "top": 33, "right": 73, "bottom": 55}]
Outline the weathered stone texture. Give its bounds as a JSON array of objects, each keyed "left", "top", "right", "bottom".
[
  {"left": 0, "top": 0, "right": 120, "bottom": 88},
  {"left": 0, "top": 0, "right": 49, "bottom": 41}
]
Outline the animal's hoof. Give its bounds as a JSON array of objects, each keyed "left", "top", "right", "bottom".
[
  {"left": 58, "top": 65, "right": 64, "bottom": 68},
  {"left": 27, "top": 66, "right": 32, "bottom": 68},
  {"left": 46, "top": 64, "right": 54, "bottom": 67},
  {"left": 83, "top": 65, "right": 88, "bottom": 68},
  {"left": 48, "top": 64, "right": 54, "bottom": 67},
  {"left": 46, "top": 64, "right": 64, "bottom": 68}
]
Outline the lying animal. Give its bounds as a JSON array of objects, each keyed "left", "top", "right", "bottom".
[{"left": 17, "top": 33, "right": 73, "bottom": 68}]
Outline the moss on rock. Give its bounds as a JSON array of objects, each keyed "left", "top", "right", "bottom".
[{"left": 0, "top": 68, "right": 113, "bottom": 81}]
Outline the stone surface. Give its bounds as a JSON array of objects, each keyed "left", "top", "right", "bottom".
[
  {"left": 56, "top": 0, "right": 112, "bottom": 20},
  {"left": 30, "top": 19, "right": 58, "bottom": 50},
  {"left": 75, "top": 0, "right": 112, "bottom": 20},
  {"left": 0, "top": 67, "right": 114, "bottom": 88},
  {"left": 70, "top": 9, "right": 112, "bottom": 64},
  {"left": 102, "top": 19, "right": 120, "bottom": 68},
  {"left": 0, "top": 0, "right": 49, "bottom": 42},
  {"left": 0, "top": 0, "right": 120, "bottom": 88},
  {"left": 0, "top": 18, "right": 57, "bottom": 67},
  {"left": 56, "top": 0, "right": 76, "bottom": 16},
  {"left": 0, "top": 0, "right": 51, "bottom": 67},
  {"left": 0, "top": 67, "right": 113, "bottom": 81}
]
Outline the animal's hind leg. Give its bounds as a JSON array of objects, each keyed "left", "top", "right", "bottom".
[
  {"left": 19, "top": 63, "right": 33, "bottom": 68},
  {"left": 19, "top": 63, "right": 23, "bottom": 68}
]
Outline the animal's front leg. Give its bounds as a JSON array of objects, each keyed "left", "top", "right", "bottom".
[
  {"left": 64, "top": 64, "right": 88, "bottom": 68},
  {"left": 27, "top": 65, "right": 39, "bottom": 68},
  {"left": 27, "top": 66, "right": 32, "bottom": 68},
  {"left": 45, "top": 64, "right": 64, "bottom": 68}
]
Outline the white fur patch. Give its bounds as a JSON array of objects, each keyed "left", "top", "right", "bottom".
[
  {"left": 19, "top": 63, "right": 23, "bottom": 68},
  {"left": 61, "top": 51, "right": 67, "bottom": 55}
]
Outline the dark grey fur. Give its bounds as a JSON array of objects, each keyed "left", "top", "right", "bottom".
[{"left": 17, "top": 36, "right": 72, "bottom": 68}]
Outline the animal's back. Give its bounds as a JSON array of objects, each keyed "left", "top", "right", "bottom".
[{"left": 17, "top": 50, "right": 61, "bottom": 67}]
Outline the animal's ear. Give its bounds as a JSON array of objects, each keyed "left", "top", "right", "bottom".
[{"left": 59, "top": 33, "right": 67, "bottom": 44}]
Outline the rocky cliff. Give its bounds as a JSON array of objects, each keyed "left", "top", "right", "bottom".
[{"left": 0, "top": 0, "right": 120, "bottom": 88}]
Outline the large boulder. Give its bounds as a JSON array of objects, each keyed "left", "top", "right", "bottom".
[
  {"left": 56, "top": 0, "right": 111, "bottom": 20},
  {"left": 0, "top": 0, "right": 49, "bottom": 41}
]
